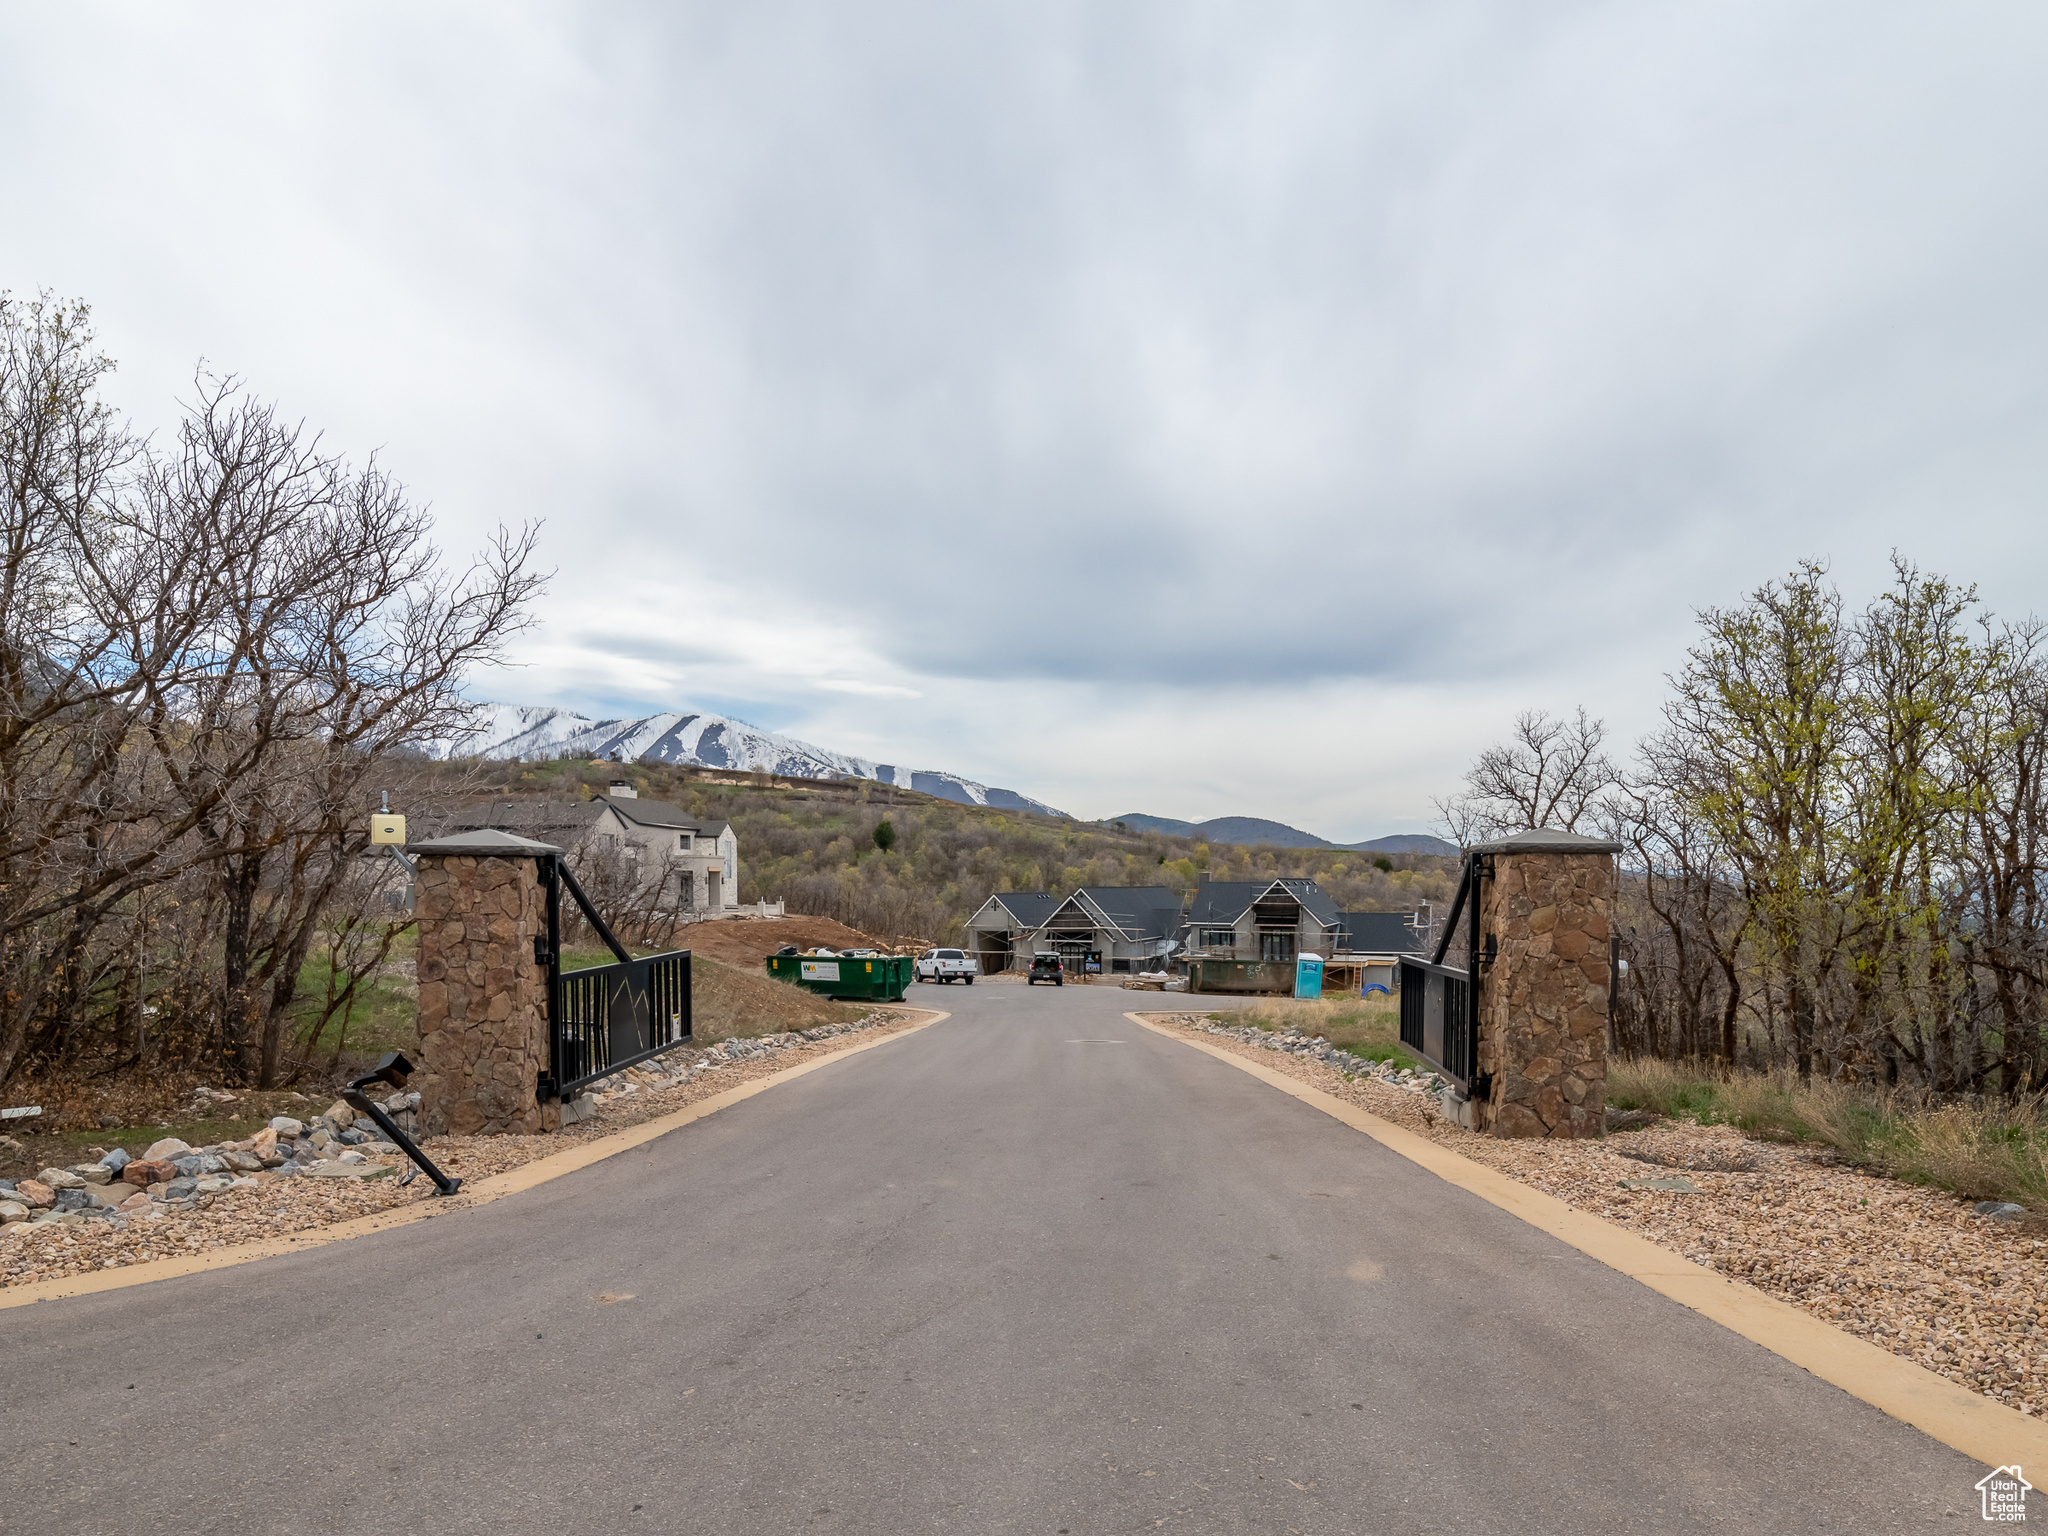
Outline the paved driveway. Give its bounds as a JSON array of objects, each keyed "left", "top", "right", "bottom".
[{"left": 1, "top": 983, "right": 2014, "bottom": 1532}]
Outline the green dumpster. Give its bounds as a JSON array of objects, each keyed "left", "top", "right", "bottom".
[
  {"left": 766, "top": 953, "right": 913, "bottom": 1002},
  {"left": 1186, "top": 958, "right": 1296, "bottom": 995}
]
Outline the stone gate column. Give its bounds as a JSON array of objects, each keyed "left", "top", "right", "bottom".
[
  {"left": 1470, "top": 828, "right": 1620, "bottom": 1139},
  {"left": 407, "top": 829, "right": 562, "bottom": 1137}
]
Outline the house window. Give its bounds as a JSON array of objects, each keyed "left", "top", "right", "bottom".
[
  {"left": 1260, "top": 931, "right": 1297, "bottom": 962},
  {"left": 1201, "top": 929, "right": 1235, "bottom": 949},
  {"left": 1111, "top": 958, "right": 1131, "bottom": 974},
  {"left": 678, "top": 833, "right": 692, "bottom": 852},
  {"left": 679, "top": 872, "right": 694, "bottom": 909}
]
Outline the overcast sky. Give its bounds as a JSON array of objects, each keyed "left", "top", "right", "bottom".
[{"left": 5, "top": 4, "right": 2046, "bottom": 838}]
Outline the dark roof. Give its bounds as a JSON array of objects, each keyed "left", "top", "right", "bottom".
[
  {"left": 599, "top": 797, "right": 716, "bottom": 833},
  {"left": 1185, "top": 878, "right": 1342, "bottom": 929},
  {"left": 1075, "top": 886, "right": 1184, "bottom": 939},
  {"left": 1341, "top": 911, "right": 1425, "bottom": 955},
  {"left": 1468, "top": 828, "right": 1622, "bottom": 855},
  {"left": 440, "top": 800, "right": 604, "bottom": 841},
  {"left": 976, "top": 892, "right": 1061, "bottom": 929}
]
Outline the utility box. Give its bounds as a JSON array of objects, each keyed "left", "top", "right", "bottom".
[
  {"left": 1294, "top": 953, "right": 1325, "bottom": 1000},
  {"left": 767, "top": 953, "right": 912, "bottom": 1002},
  {"left": 370, "top": 812, "right": 407, "bottom": 845}
]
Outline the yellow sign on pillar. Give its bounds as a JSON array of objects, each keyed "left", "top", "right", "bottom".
[{"left": 370, "top": 813, "right": 407, "bottom": 845}]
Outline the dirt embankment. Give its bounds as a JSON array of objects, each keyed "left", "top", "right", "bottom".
[{"left": 671, "top": 916, "right": 894, "bottom": 965}]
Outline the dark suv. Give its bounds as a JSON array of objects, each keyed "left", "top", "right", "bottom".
[{"left": 1027, "top": 953, "right": 1064, "bottom": 987}]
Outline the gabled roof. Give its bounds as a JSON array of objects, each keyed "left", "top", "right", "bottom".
[
  {"left": 600, "top": 797, "right": 716, "bottom": 833},
  {"left": 971, "top": 892, "right": 1060, "bottom": 929},
  {"left": 1185, "top": 878, "right": 1341, "bottom": 928},
  {"left": 1075, "top": 887, "right": 1183, "bottom": 940},
  {"left": 443, "top": 800, "right": 604, "bottom": 842},
  {"left": 1341, "top": 911, "right": 1425, "bottom": 955}
]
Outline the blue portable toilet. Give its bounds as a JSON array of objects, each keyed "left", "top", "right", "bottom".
[{"left": 1294, "top": 953, "right": 1324, "bottom": 1000}]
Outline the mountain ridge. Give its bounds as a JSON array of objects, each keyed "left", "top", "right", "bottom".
[
  {"left": 1104, "top": 812, "right": 1456, "bottom": 856},
  {"left": 426, "top": 703, "right": 1068, "bottom": 818}
]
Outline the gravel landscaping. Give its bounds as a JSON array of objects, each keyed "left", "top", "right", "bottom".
[
  {"left": 1151, "top": 1012, "right": 2048, "bottom": 1419},
  {"left": 0, "top": 1009, "right": 924, "bottom": 1291}
]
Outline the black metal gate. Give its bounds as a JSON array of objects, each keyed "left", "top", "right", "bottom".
[
  {"left": 1399, "top": 956, "right": 1473, "bottom": 1087},
  {"left": 538, "top": 855, "right": 692, "bottom": 1101},
  {"left": 1396, "top": 849, "right": 1487, "bottom": 1096}
]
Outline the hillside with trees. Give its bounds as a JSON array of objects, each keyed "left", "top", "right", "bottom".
[
  {"left": 1445, "top": 558, "right": 2048, "bottom": 1096},
  {"left": 0, "top": 293, "right": 542, "bottom": 1091},
  {"left": 441, "top": 757, "right": 1459, "bottom": 946}
]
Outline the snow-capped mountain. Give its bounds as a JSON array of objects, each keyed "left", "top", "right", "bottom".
[{"left": 428, "top": 704, "right": 1069, "bottom": 819}]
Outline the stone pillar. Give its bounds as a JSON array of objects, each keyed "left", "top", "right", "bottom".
[
  {"left": 411, "top": 839, "right": 559, "bottom": 1137},
  {"left": 1471, "top": 830, "right": 1619, "bottom": 1139}
]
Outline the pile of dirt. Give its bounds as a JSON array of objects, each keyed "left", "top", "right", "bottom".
[
  {"left": 691, "top": 956, "right": 873, "bottom": 1041},
  {"left": 672, "top": 915, "right": 889, "bottom": 966}
]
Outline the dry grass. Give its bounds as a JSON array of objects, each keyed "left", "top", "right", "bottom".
[
  {"left": 1608, "top": 1056, "right": 2048, "bottom": 1208},
  {"left": 1222, "top": 995, "right": 1420, "bottom": 1068},
  {"left": 690, "top": 956, "right": 871, "bottom": 1042}
]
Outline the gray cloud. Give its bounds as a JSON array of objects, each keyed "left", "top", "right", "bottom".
[{"left": 4, "top": 2, "right": 2047, "bottom": 824}]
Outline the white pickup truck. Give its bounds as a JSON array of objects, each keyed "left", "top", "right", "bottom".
[{"left": 915, "top": 948, "right": 979, "bottom": 985}]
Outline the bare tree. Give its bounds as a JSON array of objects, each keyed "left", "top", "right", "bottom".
[
  {"left": 1434, "top": 707, "right": 1618, "bottom": 845},
  {"left": 0, "top": 296, "right": 545, "bottom": 1087}
]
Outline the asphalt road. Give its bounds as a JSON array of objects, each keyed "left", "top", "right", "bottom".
[{"left": 3, "top": 982, "right": 2017, "bottom": 1533}]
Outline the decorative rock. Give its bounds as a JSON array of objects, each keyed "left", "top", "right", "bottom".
[
  {"left": 222, "top": 1150, "right": 264, "bottom": 1173},
  {"left": 325, "top": 1100, "right": 357, "bottom": 1130},
  {"left": 142, "top": 1138, "right": 191, "bottom": 1161},
  {"left": 66, "top": 1162, "right": 113, "bottom": 1185},
  {"left": 268, "top": 1117, "right": 304, "bottom": 1138},
  {"left": 0, "top": 1200, "right": 26, "bottom": 1223},
  {"left": 116, "top": 1191, "right": 153, "bottom": 1213},
  {"left": 1974, "top": 1201, "right": 2028, "bottom": 1221},
  {"left": 54, "top": 1187, "right": 92, "bottom": 1211},
  {"left": 192, "top": 1176, "right": 237, "bottom": 1195},
  {"left": 305, "top": 1161, "right": 395, "bottom": 1180},
  {"left": 163, "top": 1176, "right": 198, "bottom": 1199},
  {"left": 124, "top": 1158, "right": 178, "bottom": 1189},
  {"left": 251, "top": 1127, "right": 279, "bottom": 1157},
  {"left": 336, "top": 1150, "right": 367, "bottom": 1165},
  {"left": 99, "top": 1147, "right": 132, "bottom": 1173},
  {"left": 35, "top": 1167, "right": 86, "bottom": 1190}
]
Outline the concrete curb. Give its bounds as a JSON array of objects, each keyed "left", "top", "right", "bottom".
[
  {"left": 0, "top": 1010, "right": 948, "bottom": 1311},
  {"left": 1131, "top": 1010, "right": 2048, "bottom": 1471}
]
